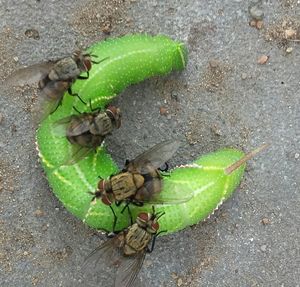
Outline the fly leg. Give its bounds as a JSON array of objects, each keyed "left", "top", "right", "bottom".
[
  {"left": 73, "top": 105, "right": 82, "bottom": 114},
  {"left": 90, "top": 55, "right": 109, "bottom": 64},
  {"left": 77, "top": 72, "right": 89, "bottom": 80},
  {"left": 107, "top": 205, "right": 118, "bottom": 237},
  {"left": 121, "top": 159, "right": 130, "bottom": 172},
  {"left": 120, "top": 202, "right": 134, "bottom": 225},
  {"left": 147, "top": 230, "right": 167, "bottom": 253},
  {"left": 68, "top": 87, "right": 86, "bottom": 105},
  {"left": 49, "top": 96, "right": 64, "bottom": 114}
]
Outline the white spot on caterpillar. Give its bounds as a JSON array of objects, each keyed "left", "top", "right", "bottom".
[
  {"left": 194, "top": 181, "right": 215, "bottom": 196},
  {"left": 35, "top": 140, "right": 54, "bottom": 169},
  {"left": 202, "top": 166, "right": 224, "bottom": 171},
  {"left": 206, "top": 197, "right": 225, "bottom": 220},
  {"left": 74, "top": 165, "right": 94, "bottom": 192},
  {"left": 53, "top": 170, "right": 76, "bottom": 189},
  {"left": 83, "top": 203, "right": 95, "bottom": 223},
  {"left": 174, "top": 163, "right": 203, "bottom": 169},
  {"left": 223, "top": 178, "right": 229, "bottom": 197}
]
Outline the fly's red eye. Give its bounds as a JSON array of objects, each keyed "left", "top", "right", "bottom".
[
  {"left": 84, "top": 59, "right": 92, "bottom": 71},
  {"left": 151, "top": 222, "right": 159, "bottom": 231},
  {"left": 138, "top": 212, "right": 149, "bottom": 223},
  {"left": 98, "top": 180, "right": 105, "bottom": 191},
  {"left": 101, "top": 194, "right": 112, "bottom": 205}
]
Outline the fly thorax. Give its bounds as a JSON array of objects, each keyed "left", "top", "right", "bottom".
[
  {"left": 124, "top": 224, "right": 151, "bottom": 256},
  {"left": 111, "top": 173, "right": 137, "bottom": 201},
  {"left": 51, "top": 58, "right": 80, "bottom": 80},
  {"left": 90, "top": 113, "right": 112, "bottom": 135}
]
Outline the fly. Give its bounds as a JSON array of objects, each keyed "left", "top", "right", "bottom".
[
  {"left": 83, "top": 207, "right": 165, "bottom": 287},
  {"left": 7, "top": 50, "right": 108, "bottom": 124},
  {"left": 52, "top": 103, "right": 121, "bottom": 165}
]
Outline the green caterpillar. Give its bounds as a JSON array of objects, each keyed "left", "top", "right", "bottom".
[{"left": 36, "top": 34, "right": 257, "bottom": 234}]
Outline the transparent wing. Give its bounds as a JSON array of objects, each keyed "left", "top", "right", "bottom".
[
  {"left": 6, "top": 62, "right": 54, "bottom": 86},
  {"left": 32, "top": 92, "right": 63, "bottom": 125},
  {"left": 137, "top": 177, "right": 194, "bottom": 204},
  {"left": 126, "top": 140, "right": 180, "bottom": 174},
  {"left": 82, "top": 233, "right": 125, "bottom": 272},
  {"left": 114, "top": 250, "right": 146, "bottom": 287},
  {"left": 32, "top": 80, "right": 68, "bottom": 125},
  {"left": 51, "top": 116, "right": 75, "bottom": 136},
  {"left": 62, "top": 145, "right": 93, "bottom": 166},
  {"left": 52, "top": 114, "right": 91, "bottom": 137}
]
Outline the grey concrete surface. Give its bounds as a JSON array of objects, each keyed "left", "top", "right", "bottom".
[{"left": 0, "top": 0, "right": 299, "bottom": 286}]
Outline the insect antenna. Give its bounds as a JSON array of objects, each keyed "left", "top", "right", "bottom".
[
  {"left": 155, "top": 211, "right": 165, "bottom": 220},
  {"left": 151, "top": 206, "right": 165, "bottom": 220},
  {"left": 225, "top": 143, "right": 270, "bottom": 175},
  {"left": 90, "top": 55, "right": 110, "bottom": 64}
]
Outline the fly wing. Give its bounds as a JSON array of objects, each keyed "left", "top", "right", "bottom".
[
  {"left": 52, "top": 114, "right": 91, "bottom": 137},
  {"left": 114, "top": 250, "right": 146, "bottom": 287},
  {"left": 6, "top": 62, "right": 54, "bottom": 86},
  {"left": 136, "top": 177, "right": 194, "bottom": 204},
  {"left": 126, "top": 140, "right": 180, "bottom": 174},
  {"left": 82, "top": 233, "right": 125, "bottom": 272},
  {"left": 32, "top": 80, "right": 68, "bottom": 125},
  {"left": 51, "top": 116, "right": 75, "bottom": 136},
  {"left": 62, "top": 145, "right": 93, "bottom": 166}
]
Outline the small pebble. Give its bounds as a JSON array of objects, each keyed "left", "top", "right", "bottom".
[
  {"left": 241, "top": 73, "right": 247, "bottom": 80},
  {"left": 295, "top": 153, "right": 299, "bottom": 159},
  {"left": 257, "top": 55, "right": 269, "bottom": 65},
  {"left": 256, "top": 20, "right": 264, "bottom": 29},
  {"left": 260, "top": 245, "right": 267, "bottom": 252},
  {"left": 286, "top": 47, "right": 293, "bottom": 53},
  {"left": 25, "top": 28, "right": 40, "bottom": 40},
  {"left": 249, "top": 5, "right": 264, "bottom": 20},
  {"left": 171, "top": 91, "right": 179, "bottom": 102},
  {"left": 159, "top": 107, "right": 168, "bottom": 116},
  {"left": 249, "top": 19, "right": 257, "bottom": 27},
  {"left": 261, "top": 217, "right": 271, "bottom": 225},
  {"left": 34, "top": 209, "right": 44, "bottom": 217},
  {"left": 211, "top": 124, "right": 222, "bottom": 136},
  {"left": 0, "top": 113, "right": 3, "bottom": 124},
  {"left": 177, "top": 278, "right": 183, "bottom": 287},
  {"left": 285, "top": 28, "right": 296, "bottom": 39},
  {"left": 13, "top": 56, "right": 19, "bottom": 62},
  {"left": 209, "top": 59, "right": 219, "bottom": 68}
]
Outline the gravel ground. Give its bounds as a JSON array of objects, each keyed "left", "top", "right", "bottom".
[{"left": 0, "top": 0, "right": 299, "bottom": 286}]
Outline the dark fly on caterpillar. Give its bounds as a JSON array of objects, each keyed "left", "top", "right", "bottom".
[
  {"left": 89, "top": 140, "right": 193, "bottom": 231},
  {"left": 7, "top": 50, "right": 108, "bottom": 124},
  {"left": 83, "top": 207, "right": 165, "bottom": 287},
  {"left": 52, "top": 104, "right": 121, "bottom": 165}
]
